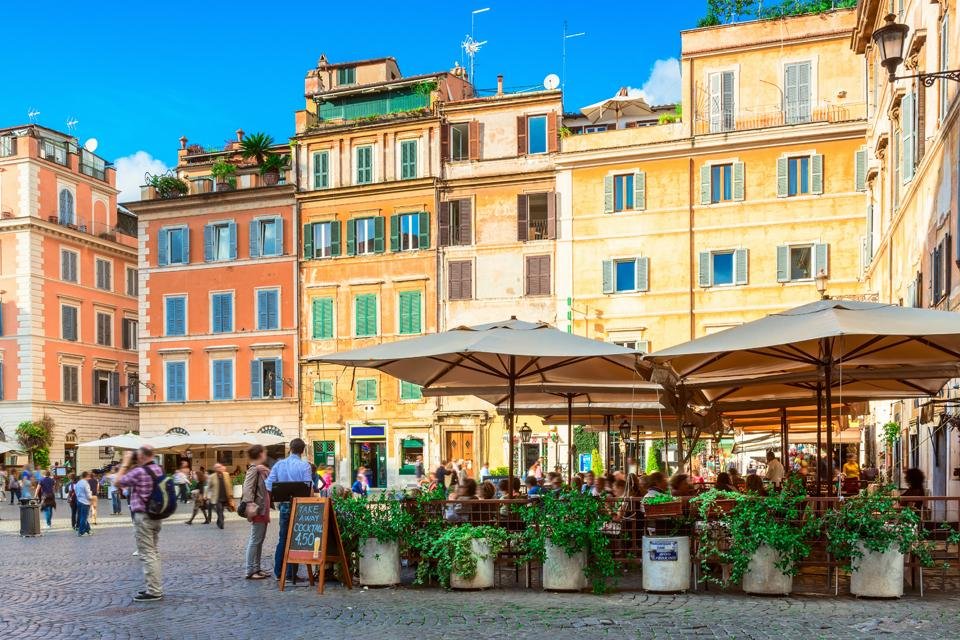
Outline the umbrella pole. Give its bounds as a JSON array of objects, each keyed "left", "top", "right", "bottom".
[
  {"left": 507, "top": 356, "right": 516, "bottom": 495},
  {"left": 604, "top": 415, "right": 611, "bottom": 473},
  {"left": 816, "top": 383, "right": 823, "bottom": 495},
  {"left": 567, "top": 395, "right": 574, "bottom": 485},
  {"left": 824, "top": 358, "right": 834, "bottom": 493},
  {"left": 780, "top": 407, "right": 788, "bottom": 479}
]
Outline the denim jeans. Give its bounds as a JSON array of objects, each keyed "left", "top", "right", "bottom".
[
  {"left": 111, "top": 491, "right": 122, "bottom": 514},
  {"left": 41, "top": 505, "right": 53, "bottom": 527},
  {"left": 245, "top": 521, "right": 268, "bottom": 576},
  {"left": 273, "top": 503, "right": 298, "bottom": 579},
  {"left": 77, "top": 503, "right": 91, "bottom": 535},
  {"left": 70, "top": 502, "right": 78, "bottom": 529}
]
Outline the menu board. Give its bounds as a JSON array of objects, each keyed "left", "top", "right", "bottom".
[{"left": 279, "top": 497, "right": 352, "bottom": 594}]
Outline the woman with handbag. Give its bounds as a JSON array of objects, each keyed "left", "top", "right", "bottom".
[{"left": 241, "top": 445, "right": 271, "bottom": 580}]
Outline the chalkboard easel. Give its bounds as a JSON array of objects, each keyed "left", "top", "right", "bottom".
[{"left": 279, "top": 497, "right": 352, "bottom": 594}]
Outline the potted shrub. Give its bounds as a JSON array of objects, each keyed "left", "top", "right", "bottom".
[
  {"left": 259, "top": 152, "right": 289, "bottom": 186},
  {"left": 517, "top": 491, "right": 617, "bottom": 593},
  {"left": 148, "top": 173, "right": 189, "bottom": 199},
  {"left": 642, "top": 492, "right": 684, "bottom": 518},
  {"left": 334, "top": 492, "right": 413, "bottom": 586},
  {"left": 822, "top": 486, "right": 930, "bottom": 597},
  {"left": 210, "top": 159, "right": 237, "bottom": 192},
  {"left": 692, "top": 481, "right": 818, "bottom": 595},
  {"left": 414, "top": 524, "right": 511, "bottom": 590}
]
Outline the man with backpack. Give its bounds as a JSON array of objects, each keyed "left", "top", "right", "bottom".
[{"left": 115, "top": 445, "right": 169, "bottom": 603}]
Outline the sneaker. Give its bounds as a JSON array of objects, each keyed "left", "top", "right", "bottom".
[
  {"left": 133, "top": 593, "right": 163, "bottom": 602},
  {"left": 132, "top": 550, "right": 139, "bottom": 556}
]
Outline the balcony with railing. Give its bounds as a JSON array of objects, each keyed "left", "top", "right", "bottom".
[
  {"left": 694, "top": 102, "right": 866, "bottom": 136},
  {"left": 42, "top": 214, "right": 137, "bottom": 248}
]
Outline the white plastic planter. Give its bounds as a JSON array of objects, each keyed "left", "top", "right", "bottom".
[
  {"left": 450, "top": 538, "right": 495, "bottom": 590},
  {"left": 850, "top": 543, "right": 904, "bottom": 598},
  {"left": 359, "top": 538, "right": 401, "bottom": 586},
  {"left": 232, "top": 484, "right": 243, "bottom": 499},
  {"left": 543, "top": 540, "right": 588, "bottom": 591},
  {"left": 642, "top": 536, "right": 691, "bottom": 592},
  {"left": 742, "top": 545, "right": 792, "bottom": 595}
]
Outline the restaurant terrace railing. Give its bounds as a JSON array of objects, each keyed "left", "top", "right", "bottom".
[{"left": 693, "top": 102, "right": 866, "bottom": 136}]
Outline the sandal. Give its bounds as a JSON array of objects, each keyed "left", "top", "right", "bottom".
[{"left": 246, "top": 571, "right": 269, "bottom": 580}]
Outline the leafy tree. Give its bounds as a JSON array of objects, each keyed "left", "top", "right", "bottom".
[{"left": 17, "top": 416, "right": 54, "bottom": 467}]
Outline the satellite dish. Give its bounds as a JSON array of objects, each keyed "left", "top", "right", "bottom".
[
  {"left": 543, "top": 74, "right": 560, "bottom": 90},
  {"left": 84, "top": 138, "right": 98, "bottom": 152}
]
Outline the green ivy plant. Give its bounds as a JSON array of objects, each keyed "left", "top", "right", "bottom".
[
  {"left": 413, "top": 524, "right": 511, "bottom": 589},
  {"left": 643, "top": 492, "right": 679, "bottom": 506},
  {"left": 882, "top": 422, "right": 901, "bottom": 449},
  {"left": 692, "top": 479, "right": 819, "bottom": 585},
  {"left": 210, "top": 158, "right": 237, "bottom": 181},
  {"left": 16, "top": 417, "right": 54, "bottom": 467},
  {"left": 516, "top": 491, "right": 618, "bottom": 593},
  {"left": 821, "top": 485, "right": 932, "bottom": 571},
  {"left": 147, "top": 173, "right": 189, "bottom": 198},
  {"left": 333, "top": 492, "right": 415, "bottom": 546}
]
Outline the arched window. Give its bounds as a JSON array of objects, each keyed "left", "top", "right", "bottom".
[
  {"left": 258, "top": 425, "right": 284, "bottom": 437},
  {"left": 58, "top": 189, "right": 75, "bottom": 225},
  {"left": 166, "top": 427, "right": 189, "bottom": 436}
]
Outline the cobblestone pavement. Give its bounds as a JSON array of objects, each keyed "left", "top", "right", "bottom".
[{"left": 2, "top": 500, "right": 960, "bottom": 639}]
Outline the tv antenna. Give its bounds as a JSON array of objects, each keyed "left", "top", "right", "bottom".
[
  {"left": 561, "top": 21, "right": 586, "bottom": 102},
  {"left": 463, "top": 7, "right": 490, "bottom": 84},
  {"left": 27, "top": 108, "right": 40, "bottom": 123},
  {"left": 66, "top": 118, "right": 79, "bottom": 133}
]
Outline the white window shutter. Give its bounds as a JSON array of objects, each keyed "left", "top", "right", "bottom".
[
  {"left": 636, "top": 340, "right": 650, "bottom": 354},
  {"left": 906, "top": 280, "right": 916, "bottom": 308},
  {"left": 734, "top": 248, "right": 748, "bottom": 285},
  {"left": 810, "top": 154, "right": 824, "bottom": 194},
  {"left": 602, "top": 260, "right": 614, "bottom": 294},
  {"left": 902, "top": 92, "right": 915, "bottom": 183},
  {"left": 634, "top": 171, "right": 646, "bottom": 211},
  {"left": 854, "top": 147, "right": 867, "bottom": 192},
  {"left": 636, "top": 256, "right": 650, "bottom": 292},
  {"left": 708, "top": 73, "right": 722, "bottom": 133},
  {"left": 700, "top": 165, "right": 711, "bottom": 205},
  {"left": 698, "top": 251, "right": 712, "bottom": 287},
  {"left": 814, "top": 242, "right": 829, "bottom": 277},
  {"left": 721, "top": 71, "right": 735, "bottom": 131},
  {"left": 732, "top": 162, "right": 745, "bottom": 201},
  {"left": 776, "top": 245, "right": 789, "bottom": 282},
  {"left": 603, "top": 176, "right": 614, "bottom": 213},
  {"left": 776, "top": 157, "right": 788, "bottom": 198}
]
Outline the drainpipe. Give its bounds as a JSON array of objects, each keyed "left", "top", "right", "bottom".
[
  {"left": 434, "top": 121, "right": 445, "bottom": 464},
  {"left": 688, "top": 157, "right": 696, "bottom": 341},
  {"left": 293, "top": 141, "right": 303, "bottom": 440}
]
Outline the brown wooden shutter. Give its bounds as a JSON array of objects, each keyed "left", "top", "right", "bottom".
[
  {"left": 546, "top": 192, "right": 557, "bottom": 239},
  {"left": 448, "top": 261, "right": 461, "bottom": 300},
  {"left": 462, "top": 261, "right": 473, "bottom": 299},
  {"left": 438, "top": 201, "right": 450, "bottom": 246},
  {"left": 440, "top": 122, "right": 450, "bottom": 161},
  {"left": 524, "top": 255, "right": 537, "bottom": 296},
  {"left": 459, "top": 198, "right": 472, "bottom": 245},
  {"left": 516, "top": 115, "right": 527, "bottom": 156},
  {"left": 468, "top": 120, "right": 480, "bottom": 161},
  {"left": 547, "top": 113, "right": 558, "bottom": 153},
  {"left": 517, "top": 194, "right": 528, "bottom": 241},
  {"left": 539, "top": 256, "right": 551, "bottom": 295}
]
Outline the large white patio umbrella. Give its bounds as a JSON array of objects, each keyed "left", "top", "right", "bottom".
[
  {"left": 306, "top": 318, "right": 645, "bottom": 483},
  {"left": 77, "top": 433, "right": 147, "bottom": 451},
  {"left": 0, "top": 441, "right": 24, "bottom": 455},
  {"left": 580, "top": 87, "right": 654, "bottom": 129}
]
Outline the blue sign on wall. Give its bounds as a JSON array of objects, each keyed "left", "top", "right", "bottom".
[
  {"left": 578, "top": 452, "right": 592, "bottom": 473},
  {"left": 350, "top": 424, "right": 386, "bottom": 438}
]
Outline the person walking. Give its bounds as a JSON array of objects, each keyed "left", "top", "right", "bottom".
[
  {"left": 242, "top": 445, "right": 271, "bottom": 580},
  {"left": 265, "top": 438, "right": 313, "bottom": 582},
  {"left": 185, "top": 469, "right": 210, "bottom": 525},
  {"left": 351, "top": 471, "right": 369, "bottom": 496},
  {"left": 207, "top": 463, "right": 233, "bottom": 529},
  {"left": 36, "top": 469, "right": 57, "bottom": 528},
  {"left": 174, "top": 463, "right": 190, "bottom": 503},
  {"left": 435, "top": 460, "right": 447, "bottom": 491},
  {"left": 106, "top": 465, "right": 122, "bottom": 515},
  {"left": 414, "top": 455, "right": 425, "bottom": 483},
  {"left": 67, "top": 474, "right": 79, "bottom": 530},
  {"left": 74, "top": 471, "right": 92, "bottom": 536},
  {"left": 87, "top": 472, "right": 100, "bottom": 525},
  {"left": 115, "top": 446, "right": 165, "bottom": 603},
  {"left": 7, "top": 471, "right": 19, "bottom": 504}
]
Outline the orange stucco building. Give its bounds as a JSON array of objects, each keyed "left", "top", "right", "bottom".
[{"left": 0, "top": 125, "right": 138, "bottom": 470}]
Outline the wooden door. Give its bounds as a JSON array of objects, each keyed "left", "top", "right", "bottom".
[{"left": 445, "top": 431, "right": 475, "bottom": 478}]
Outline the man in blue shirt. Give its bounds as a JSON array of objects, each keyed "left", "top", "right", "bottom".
[{"left": 266, "top": 438, "right": 313, "bottom": 581}]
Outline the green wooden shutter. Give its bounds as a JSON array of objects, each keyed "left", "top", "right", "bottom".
[
  {"left": 603, "top": 176, "right": 614, "bottom": 213},
  {"left": 634, "top": 171, "right": 646, "bottom": 210},
  {"left": 734, "top": 248, "right": 748, "bottom": 285},
  {"left": 330, "top": 221, "right": 341, "bottom": 256},
  {"left": 776, "top": 245, "right": 789, "bottom": 282},
  {"left": 602, "top": 260, "right": 614, "bottom": 293},
  {"left": 346, "top": 219, "right": 356, "bottom": 256},
  {"left": 303, "top": 223, "right": 314, "bottom": 258},
  {"left": 389, "top": 214, "right": 400, "bottom": 252},
  {"left": 732, "top": 161, "right": 745, "bottom": 201},
  {"left": 810, "top": 154, "right": 824, "bottom": 195},
  {"left": 814, "top": 242, "right": 829, "bottom": 277},
  {"left": 854, "top": 147, "right": 867, "bottom": 191},
  {"left": 636, "top": 256, "right": 650, "bottom": 292},
  {"left": 374, "top": 216, "right": 385, "bottom": 253},
  {"left": 399, "top": 290, "right": 421, "bottom": 334},
  {"left": 698, "top": 251, "right": 712, "bottom": 287},
  {"left": 418, "top": 212, "right": 430, "bottom": 249},
  {"left": 312, "top": 297, "right": 333, "bottom": 339},
  {"left": 776, "top": 157, "right": 788, "bottom": 197},
  {"left": 700, "top": 165, "right": 711, "bottom": 205}
]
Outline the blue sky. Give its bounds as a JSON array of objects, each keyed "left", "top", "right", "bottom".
[{"left": 1, "top": 0, "right": 703, "bottom": 200}]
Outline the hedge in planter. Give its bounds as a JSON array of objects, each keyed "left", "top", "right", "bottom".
[
  {"left": 516, "top": 491, "right": 618, "bottom": 593},
  {"left": 413, "top": 524, "right": 512, "bottom": 589},
  {"left": 333, "top": 492, "right": 414, "bottom": 550}
]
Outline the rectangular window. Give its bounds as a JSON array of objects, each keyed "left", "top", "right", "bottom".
[
  {"left": 613, "top": 174, "right": 635, "bottom": 212},
  {"left": 614, "top": 259, "right": 637, "bottom": 292},
  {"left": 398, "top": 290, "right": 422, "bottom": 335},
  {"left": 313, "top": 150, "right": 329, "bottom": 189},
  {"left": 165, "top": 296, "right": 187, "bottom": 336},
  {"left": 125, "top": 266, "right": 138, "bottom": 297},
  {"left": 712, "top": 251, "right": 735, "bottom": 286},
  {"left": 212, "top": 359, "right": 234, "bottom": 400},
  {"left": 93, "top": 369, "right": 117, "bottom": 406},
  {"left": 95, "top": 258, "right": 112, "bottom": 291},
  {"left": 160, "top": 227, "right": 189, "bottom": 266},
  {"left": 0, "top": 135, "right": 15, "bottom": 157},
  {"left": 211, "top": 292, "right": 234, "bottom": 333},
  {"left": 62, "top": 365, "right": 79, "bottom": 403},
  {"left": 931, "top": 235, "right": 951, "bottom": 304},
  {"left": 355, "top": 145, "right": 373, "bottom": 184},
  {"left": 709, "top": 71, "right": 735, "bottom": 133},
  {"left": 356, "top": 378, "right": 378, "bottom": 402},
  {"left": 450, "top": 122, "right": 470, "bottom": 161},
  {"left": 61, "top": 249, "right": 78, "bottom": 283},
  {"left": 251, "top": 358, "right": 282, "bottom": 399},
  {"left": 527, "top": 115, "right": 548, "bottom": 154},
  {"left": 205, "top": 222, "right": 234, "bottom": 262},
  {"left": 784, "top": 61, "right": 812, "bottom": 125},
  {"left": 312, "top": 297, "right": 334, "bottom": 339},
  {"left": 711, "top": 164, "right": 733, "bottom": 203},
  {"left": 777, "top": 243, "right": 827, "bottom": 283},
  {"left": 312, "top": 221, "right": 338, "bottom": 258},
  {"left": 400, "top": 380, "right": 422, "bottom": 401},
  {"left": 789, "top": 245, "right": 813, "bottom": 280},
  {"left": 127, "top": 373, "right": 139, "bottom": 406},
  {"left": 398, "top": 213, "right": 421, "bottom": 251},
  {"left": 525, "top": 255, "right": 551, "bottom": 297},
  {"left": 337, "top": 67, "right": 356, "bottom": 86},
  {"left": 448, "top": 260, "right": 473, "bottom": 300},
  {"left": 446, "top": 200, "right": 472, "bottom": 246},
  {"left": 787, "top": 156, "right": 810, "bottom": 196},
  {"left": 525, "top": 193, "right": 549, "bottom": 240},
  {"left": 256, "top": 218, "right": 282, "bottom": 257},
  {"left": 354, "top": 293, "right": 377, "bottom": 337},
  {"left": 121, "top": 318, "right": 138, "bottom": 350},
  {"left": 165, "top": 361, "right": 186, "bottom": 402},
  {"left": 61, "top": 304, "right": 78, "bottom": 341},
  {"left": 354, "top": 217, "right": 377, "bottom": 255},
  {"left": 256, "top": 289, "right": 280, "bottom": 330},
  {"left": 95, "top": 312, "right": 112, "bottom": 346},
  {"left": 699, "top": 249, "right": 748, "bottom": 287},
  {"left": 400, "top": 139, "right": 418, "bottom": 179},
  {"left": 313, "top": 380, "right": 334, "bottom": 404}
]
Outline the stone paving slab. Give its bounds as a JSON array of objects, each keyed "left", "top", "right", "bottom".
[{"left": 1, "top": 500, "right": 959, "bottom": 639}]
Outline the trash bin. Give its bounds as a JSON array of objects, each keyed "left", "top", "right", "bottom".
[{"left": 19, "top": 500, "right": 41, "bottom": 537}]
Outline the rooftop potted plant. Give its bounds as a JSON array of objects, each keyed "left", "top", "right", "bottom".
[
  {"left": 334, "top": 491, "right": 414, "bottom": 587},
  {"left": 259, "top": 152, "right": 289, "bottom": 186},
  {"left": 144, "top": 172, "right": 189, "bottom": 200},
  {"left": 413, "top": 524, "right": 511, "bottom": 590},
  {"left": 210, "top": 158, "right": 237, "bottom": 192}
]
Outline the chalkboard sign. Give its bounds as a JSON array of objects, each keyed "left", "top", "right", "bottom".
[{"left": 279, "top": 497, "right": 352, "bottom": 594}]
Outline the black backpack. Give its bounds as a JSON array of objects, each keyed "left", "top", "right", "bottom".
[{"left": 144, "top": 466, "right": 178, "bottom": 520}]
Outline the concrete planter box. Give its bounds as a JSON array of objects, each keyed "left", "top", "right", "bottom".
[
  {"left": 742, "top": 545, "right": 792, "bottom": 595},
  {"left": 359, "top": 539, "right": 401, "bottom": 586},
  {"left": 232, "top": 484, "right": 243, "bottom": 500},
  {"left": 450, "top": 538, "right": 495, "bottom": 590},
  {"left": 642, "top": 536, "right": 691, "bottom": 592},
  {"left": 543, "top": 540, "right": 588, "bottom": 591},
  {"left": 850, "top": 543, "right": 903, "bottom": 598}
]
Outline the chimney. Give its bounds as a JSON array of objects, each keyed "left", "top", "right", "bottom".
[
  {"left": 179, "top": 136, "right": 188, "bottom": 150},
  {"left": 235, "top": 128, "right": 244, "bottom": 142},
  {"left": 496, "top": 75, "right": 504, "bottom": 96}
]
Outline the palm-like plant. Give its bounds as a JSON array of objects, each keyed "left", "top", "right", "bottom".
[
  {"left": 239, "top": 132, "right": 274, "bottom": 166},
  {"left": 259, "top": 153, "right": 289, "bottom": 176}
]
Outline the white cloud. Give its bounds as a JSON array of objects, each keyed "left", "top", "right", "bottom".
[
  {"left": 625, "top": 58, "right": 681, "bottom": 106},
  {"left": 114, "top": 151, "right": 169, "bottom": 202}
]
